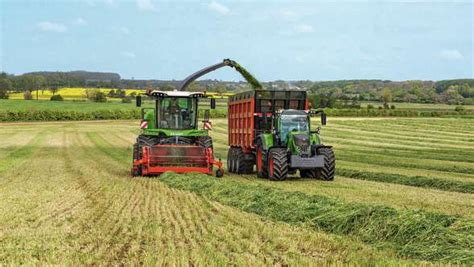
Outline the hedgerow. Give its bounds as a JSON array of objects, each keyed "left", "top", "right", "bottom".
[
  {"left": 159, "top": 173, "right": 474, "bottom": 264},
  {"left": 0, "top": 109, "right": 229, "bottom": 122},
  {"left": 1, "top": 106, "right": 472, "bottom": 122}
]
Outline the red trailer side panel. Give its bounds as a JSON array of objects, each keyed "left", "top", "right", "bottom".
[{"left": 228, "top": 96, "right": 255, "bottom": 153}]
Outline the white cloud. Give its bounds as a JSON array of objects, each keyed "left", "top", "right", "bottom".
[
  {"left": 294, "top": 24, "right": 314, "bottom": 33},
  {"left": 208, "top": 1, "right": 229, "bottom": 15},
  {"left": 440, "top": 49, "right": 463, "bottom": 60},
  {"left": 37, "top": 21, "right": 67, "bottom": 33},
  {"left": 72, "top": 17, "right": 87, "bottom": 26},
  {"left": 137, "top": 0, "right": 157, "bottom": 11},
  {"left": 121, "top": 51, "right": 136, "bottom": 59},
  {"left": 112, "top": 26, "right": 130, "bottom": 35}
]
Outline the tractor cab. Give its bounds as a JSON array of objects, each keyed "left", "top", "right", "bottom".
[{"left": 277, "top": 110, "right": 310, "bottom": 145}]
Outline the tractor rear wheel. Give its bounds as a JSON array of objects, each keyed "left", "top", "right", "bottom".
[
  {"left": 319, "top": 147, "right": 335, "bottom": 181},
  {"left": 268, "top": 148, "right": 288, "bottom": 181}
]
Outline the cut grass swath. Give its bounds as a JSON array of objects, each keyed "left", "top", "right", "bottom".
[
  {"left": 337, "top": 168, "right": 474, "bottom": 193},
  {"left": 159, "top": 173, "right": 474, "bottom": 264}
]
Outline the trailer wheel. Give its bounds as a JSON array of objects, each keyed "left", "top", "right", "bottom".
[
  {"left": 319, "top": 147, "right": 335, "bottom": 181},
  {"left": 227, "top": 147, "right": 237, "bottom": 173},
  {"left": 268, "top": 148, "right": 288, "bottom": 181}
]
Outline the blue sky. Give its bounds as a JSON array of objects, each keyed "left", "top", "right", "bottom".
[{"left": 0, "top": 0, "right": 472, "bottom": 81}]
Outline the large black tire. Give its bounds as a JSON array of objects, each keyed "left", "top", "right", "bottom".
[
  {"left": 268, "top": 148, "right": 288, "bottom": 181},
  {"left": 234, "top": 148, "right": 253, "bottom": 174},
  {"left": 319, "top": 147, "right": 336, "bottom": 181},
  {"left": 131, "top": 143, "right": 142, "bottom": 177},
  {"left": 197, "top": 136, "right": 213, "bottom": 149},
  {"left": 137, "top": 135, "right": 159, "bottom": 146},
  {"left": 227, "top": 147, "right": 236, "bottom": 173}
]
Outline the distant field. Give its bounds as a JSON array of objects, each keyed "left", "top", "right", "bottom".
[
  {"left": 7, "top": 87, "right": 233, "bottom": 101},
  {"left": 360, "top": 101, "right": 474, "bottom": 110},
  {"left": 8, "top": 88, "right": 144, "bottom": 100},
  {"left": 0, "top": 117, "right": 472, "bottom": 264}
]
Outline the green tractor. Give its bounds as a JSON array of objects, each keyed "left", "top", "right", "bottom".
[{"left": 256, "top": 109, "right": 335, "bottom": 181}]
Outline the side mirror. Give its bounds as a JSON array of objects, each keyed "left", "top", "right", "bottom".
[
  {"left": 204, "top": 109, "right": 210, "bottom": 121},
  {"left": 136, "top": 95, "right": 142, "bottom": 107},
  {"left": 210, "top": 98, "right": 216, "bottom": 109},
  {"left": 321, "top": 112, "right": 327, "bottom": 126}
]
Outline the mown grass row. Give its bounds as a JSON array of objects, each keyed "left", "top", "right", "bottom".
[
  {"left": 158, "top": 173, "right": 474, "bottom": 264},
  {"left": 79, "top": 131, "right": 414, "bottom": 265},
  {"left": 337, "top": 168, "right": 474, "bottom": 193},
  {"left": 1, "top": 128, "right": 414, "bottom": 265},
  {"left": 335, "top": 149, "right": 474, "bottom": 174}
]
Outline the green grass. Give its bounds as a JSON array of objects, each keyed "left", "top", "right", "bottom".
[
  {"left": 0, "top": 117, "right": 473, "bottom": 264},
  {"left": 0, "top": 121, "right": 416, "bottom": 265}
]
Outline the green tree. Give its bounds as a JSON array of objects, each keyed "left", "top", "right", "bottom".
[
  {"left": 0, "top": 78, "right": 12, "bottom": 99},
  {"left": 380, "top": 88, "right": 392, "bottom": 108}
]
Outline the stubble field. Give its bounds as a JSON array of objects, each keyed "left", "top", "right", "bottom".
[{"left": 0, "top": 117, "right": 473, "bottom": 265}]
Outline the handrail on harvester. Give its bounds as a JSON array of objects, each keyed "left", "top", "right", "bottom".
[{"left": 177, "top": 59, "right": 263, "bottom": 91}]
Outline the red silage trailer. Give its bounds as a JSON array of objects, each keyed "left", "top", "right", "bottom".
[{"left": 227, "top": 90, "right": 308, "bottom": 174}]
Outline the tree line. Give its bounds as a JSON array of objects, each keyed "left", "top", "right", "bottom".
[{"left": 0, "top": 71, "right": 472, "bottom": 106}]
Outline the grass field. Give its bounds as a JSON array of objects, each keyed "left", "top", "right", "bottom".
[{"left": 0, "top": 117, "right": 473, "bottom": 264}]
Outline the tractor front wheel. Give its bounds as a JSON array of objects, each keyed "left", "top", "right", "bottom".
[
  {"left": 268, "top": 148, "right": 288, "bottom": 181},
  {"left": 319, "top": 147, "right": 336, "bottom": 181}
]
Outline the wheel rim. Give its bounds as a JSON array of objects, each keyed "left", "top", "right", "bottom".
[
  {"left": 256, "top": 148, "right": 262, "bottom": 172},
  {"left": 268, "top": 153, "right": 274, "bottom": 178}
]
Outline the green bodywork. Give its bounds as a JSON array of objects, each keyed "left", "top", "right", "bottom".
[
  {"left": 260, "top": 110, "right": 321, "bottom": 155},
  {"left": 140, "top": 98, "right": 209, "bottom": 138}
]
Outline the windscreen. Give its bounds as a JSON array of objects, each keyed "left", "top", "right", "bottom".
[
  {"left": 157, "top": 97, "right": 197, "bottom": 129},
  {"left": 280, "top": 114, "right": 309, "bottom": 143}
]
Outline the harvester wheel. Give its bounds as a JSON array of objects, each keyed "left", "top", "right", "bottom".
[
  {"left": 268, "top": 148, "right": 288, "bottom": 181},
  {"left": 319, "top": 147, "right": 335, "bottom": 181},
  {"left": 216, "top": 168, "right": 224, "bottom": 178},
  {"left": 131, "top": 143, "right": 142, "bottom": 177},
  {"left": 197, "top": 136, "right": 213, "bottom": 149}
]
